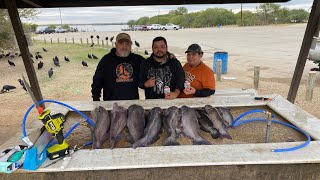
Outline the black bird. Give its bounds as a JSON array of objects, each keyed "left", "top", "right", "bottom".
[
  {"left": 110, "top": 36, "right": 114, "bottom": 42},
  {"left": 42, "top": 48, "right": 48, "bottom": 52},
  {"left": 30, "top": 54, "right": 33, "bottom": 58},
  {"left": 135, "top": 40, "right": 140, "bottom": 47},
  {"left": 105, "top": 37, "right": 108, "bottom": 41},
  {"left": 10, "top": 54, "right": 15, "bottom": 58},
  {"left": 82, "top": 61, "right": 88, "bottom": 67},
  {"left": 64, "top": 56, "right": 70, "bottom": 62},
  {"left": 48, "top": 68, "right": 53, "bottom": 78},
  {"left": 92, "top": 54, "right": 98, "bottom": 59},
  {"left": 2, "top": 85, "right": 16, "bottom": 92},
  {"left": 18, "top": 79, "right": 27, "bottom": 91},
  {"left": 5, "top": 53, "right": 10, "bottom": 57},
  {"left": 90, "top": 35, "right": 93, "bottom": 39},
  {"left": 18, "top": 53, "right": 21, "bottom": 57},
  {"left": 96, "top": 35, "right": 99, "bottom": 39},
  {"left": 144, "top": 50, "right": 149, "bottom": 55},
  {"left": 88, "top": 54, "right": 92, "bottom": 59},
  {"left": 53, "top": 59, "right": 60, "bottom": 67},
  {"left": 38, "top": 54, "right": 43, "bottom": 59},
  {"left": 35, "top": 55, "right": 39, "bottom": 60},
  {"left": 15, "top": 52, "right": 19, "bottom": 56},
  {"left": 38, "top": 61, "right": 44, "bottom": 69},
  {"left": 54, "top": 56, "right": 59, "bottom": 62},
  {"left": 0, "top": 54, "right": 3, "bottom": 58},
  {"left": 90, "top": 43, "right": 94, "bottom": 47},
  {"left": 8, "top": 60, "right": 15, "bottom": 66}
]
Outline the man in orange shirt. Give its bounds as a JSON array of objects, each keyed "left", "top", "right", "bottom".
[{"left": 179, "top": 44, "right": 215, "bottom": 98}]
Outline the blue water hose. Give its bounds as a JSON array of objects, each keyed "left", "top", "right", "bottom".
[
  {"left": 232, "top": 109, "right": 274, "bottom": 126},
  {"left": 22, "top": 99, "right": 95, "bottom": 138},
  {"left": 232, "top": 111, "right": 311, "bottom": 152}
]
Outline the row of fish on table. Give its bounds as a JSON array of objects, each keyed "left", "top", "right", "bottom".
[{"left": 90, "top": 103, "right": 234, "bottom": 149}]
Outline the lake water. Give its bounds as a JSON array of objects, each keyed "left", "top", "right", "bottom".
[{"left": 37, "top": 24, "right": 129, "bottom": 32}]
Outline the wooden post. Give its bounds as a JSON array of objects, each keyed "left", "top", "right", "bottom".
[
  {"left": 44, "top": 38, "right": 46, "bottom": 44},
  {"left": 57, "top": 38, "right": 60, "bottom": 44},
  {"left": 216, "top": 60, "right": 222, "bottom": 82},
  {"left": 65, "top": 38, "right": 67, "bottom": 44},
  {"left": 5, "top": 0, "right": 44, "bottom": 107},
  {"left": 306, "top": 71, "right": 317, "bottom": 101},
  {"left": 72, "top": 37, "right": 74, "bottom": 44},
  {"left": 86, "top": 38, "right": 89, "bottom": 45},
  {"left": 91, "top": 38, "right": 93, "bottom": 44},
  {"left": 102, "top": 40, "right": 104, "bottom": 47},
  {"left": 107, "top": 41, "right": 109, "bottom": 50},
  {"left": 97, "top": 39, "right": 99, "bottom": 45},
  {"left": 254, "top": 66, "right": 260, "bottom": 90},
  {"left": 80, "top": 38, "right": 83, "bottom": 44},
  {"left": 50, "top": 38, "right": 52, "bottom": 44}
]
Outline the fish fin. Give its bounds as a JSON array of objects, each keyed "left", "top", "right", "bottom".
[{"left": 192, "top": 138, "right": 212, "bottom": 145}]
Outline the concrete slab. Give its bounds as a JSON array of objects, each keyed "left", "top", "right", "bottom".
[{"left": 1, "top": 94, "right": 319, "bottom": 175}]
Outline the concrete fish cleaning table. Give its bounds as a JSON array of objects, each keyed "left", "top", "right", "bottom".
[{"left": 1, "top": 92, "right": 320, "bottom": 179}]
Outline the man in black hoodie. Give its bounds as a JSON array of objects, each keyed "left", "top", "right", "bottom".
[
  {"left": 139, "top": 36, "right": 185, "bottom": 99},
  {"left": 91, "top": 33, "right": 144, "bottom": 101}
]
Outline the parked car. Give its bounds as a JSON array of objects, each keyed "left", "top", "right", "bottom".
[
  {"left": 161, "top": 23, "right": 180, "bottom": 30},
  {"left": 132, "top": 25, "right": 148, "bottom": 31},
  {"left": 147, "top": 24, "right": 161, "bottom": 30},
  {"left": 55, "top": 28, "right": 67, "bottom": 33},
  {"left": 35, "top": 26, "right": 55, "bottom": 34}
]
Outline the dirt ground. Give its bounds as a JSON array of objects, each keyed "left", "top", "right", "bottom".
[{"left": 0, "top": 24, "right": 319, "bottom": 146}]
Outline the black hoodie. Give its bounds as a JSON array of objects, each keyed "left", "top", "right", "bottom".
[
  {"left": 91, "top": 48, "right": 144, "bottom": 101},
  {"left": 138, "top": 52, "right": 185, "bottom": 99}
]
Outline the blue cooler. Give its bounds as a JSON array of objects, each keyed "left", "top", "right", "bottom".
[{"left": 213, "top": 51, "right": 228, "bottom": 74}]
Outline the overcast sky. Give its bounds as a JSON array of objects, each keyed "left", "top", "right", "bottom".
[{"left": 23, "top": 0, "right": 313, "bottom": 25}]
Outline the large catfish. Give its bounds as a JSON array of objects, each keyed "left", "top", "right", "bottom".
[
  {"left": 196, "top": 109, "right": 219, "bottom": 139},
  {"left": 204, "top": 105, "right": 232, "bottom": 139},
  {"left": 163, "top": 106, "right": 181, "bottom": 146},
  {"left": 126, "top": 104, "right": 145, "bottom": 144},
  {"left": 91, "top": 106, "right": 111, "bottom": 149},
  {"left": 180, "top": 106, "right": 211, "bottom": 145},
  {"left": 109, "top": 103, "right": 127, "bottom": 149},
  {"left": 216, "top": 107, "right": 234, "bottom": 128},
  {"left": 133, "top": 107, "right": 162, "bottom": 149}
]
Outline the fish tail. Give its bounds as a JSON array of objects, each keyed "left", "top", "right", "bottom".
[
  {"left": 164, "top": 136, "right": 180, "bottom": 146},
  {"left": 193, "top": 138, "right": 212, "bottom": 145},
  {"left": 132, "top": 137, "right": 147, "bottom": 149}
]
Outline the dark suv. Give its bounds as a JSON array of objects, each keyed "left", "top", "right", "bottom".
[{"left": 36, "top": 27, "right": 55, "bottom": 34}]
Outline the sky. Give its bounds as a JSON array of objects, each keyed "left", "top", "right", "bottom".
[{"left": 22, "top": 0, "right": 313, "bottom": 25}]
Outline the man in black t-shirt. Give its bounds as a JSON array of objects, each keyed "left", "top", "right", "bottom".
[
  {"left": 91, "top": 33, "right": 144, "bottom": 101},
  {"left": 138, "top": 36, "right": 185, "bottom": 99}
]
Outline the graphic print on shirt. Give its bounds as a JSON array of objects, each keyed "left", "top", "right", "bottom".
[
  {"left": 147, "top": 67, "right": 172, "bottom": 94},
  {"left": 116, "top": 63, "right": 134, "bottom": 82},
  {"left": 185, "top": 71, "right": 195, "bottom": 82}
]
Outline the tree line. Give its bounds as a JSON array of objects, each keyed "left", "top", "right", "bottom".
[{"left": 128, "top": 4, "right": 309, "bottom": 28}]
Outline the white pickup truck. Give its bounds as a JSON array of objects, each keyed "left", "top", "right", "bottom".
[
  {"left": 161, "top": 23, "right": 180, "bottom": 30},
  {"left": 147, "top": 24, "right": 161, "bottom": 30}
]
